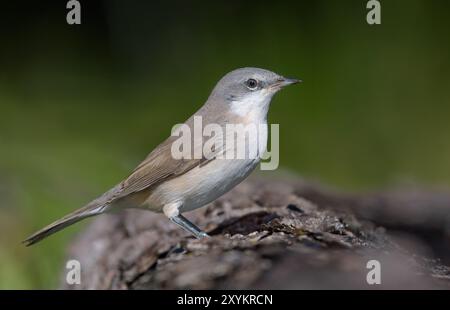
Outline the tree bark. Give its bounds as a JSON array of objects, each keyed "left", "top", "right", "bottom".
[{"left": 61, "top": 176, "right": 450, "bottom": 289}]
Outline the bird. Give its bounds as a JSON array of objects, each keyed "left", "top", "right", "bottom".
[{"left": 23, "top": 67, "right": 300, "bottom": 246}]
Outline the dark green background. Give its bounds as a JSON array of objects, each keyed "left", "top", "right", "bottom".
[{"left": 1, "top": 0, "right": 449, "bottom": 288}]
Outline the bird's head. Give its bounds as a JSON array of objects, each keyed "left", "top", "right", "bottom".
[{"left": 208, "top": 67, "right": 300, "bottom": 117}]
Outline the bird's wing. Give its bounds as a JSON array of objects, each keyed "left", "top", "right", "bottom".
[{"left": 109, "top": 133, "right": 223, "bottom": 202}]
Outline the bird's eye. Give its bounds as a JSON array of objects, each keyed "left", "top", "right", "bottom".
[{"left": 245, "top": 78, "right": 259, "bottom": 90}]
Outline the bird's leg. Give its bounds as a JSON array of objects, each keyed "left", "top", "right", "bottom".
[
  {"left": 163, "top": 203, "right": 209, "bottom": 239},
  {"left": 170, "top": 214, "right": 210, "bottom": 239}
]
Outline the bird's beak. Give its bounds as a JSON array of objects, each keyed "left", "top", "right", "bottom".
[
  {"left": 270, "top": 77, "right": 302, "bottom": 90},
  {"left": 281, "top": 77, "right": 302, "bottom": 86}
]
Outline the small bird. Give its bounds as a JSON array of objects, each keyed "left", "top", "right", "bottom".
[{"left": 24, "top": 67, "right": 300, "bottom": 245}]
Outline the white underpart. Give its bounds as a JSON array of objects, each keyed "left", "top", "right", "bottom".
[
  {"left": 230, "top": 89, "right": 272, "bottom": 119},
  {"left": 146, "top": 90, "right": 273, "bottom": 214}
]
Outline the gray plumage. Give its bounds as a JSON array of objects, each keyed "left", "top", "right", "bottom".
[{"left": 24, "top": 67, "right": 299, "bottom": 245}]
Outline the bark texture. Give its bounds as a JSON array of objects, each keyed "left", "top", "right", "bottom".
[{"left": 61, "top": 176, "right": 450, "bottom": 289}]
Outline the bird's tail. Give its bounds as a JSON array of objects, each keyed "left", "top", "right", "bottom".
[{"left": 23, "top": 202, "right": 108, "bottom": 246}]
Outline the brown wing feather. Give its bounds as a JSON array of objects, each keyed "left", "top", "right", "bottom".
[
  {"left": 106, "top": 106, "right": 227, "bottom": 203},
  {"left": 111, "top": 135, "right": 213, "bottom": 201}
]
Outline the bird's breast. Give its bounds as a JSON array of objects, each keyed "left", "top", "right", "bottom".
[{"left": 145, "top": 121, "right": 268, "bottom": 212}]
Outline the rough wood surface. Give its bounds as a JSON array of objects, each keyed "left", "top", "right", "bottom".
[{"left": 61, "top": 176, "right": 450, "bottom": 289}]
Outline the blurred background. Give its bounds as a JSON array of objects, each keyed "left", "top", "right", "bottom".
[{"left": 0, "top": 0, "right": 449, "bottom": 289}]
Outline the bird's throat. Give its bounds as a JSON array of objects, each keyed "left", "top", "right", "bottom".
[{"left": 229, "top": 92, "right": 272, "bottom": 122}]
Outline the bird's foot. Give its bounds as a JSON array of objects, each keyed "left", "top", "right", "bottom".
[{"left": 197, "top": 231, "right": 210, "bottom": 239}]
